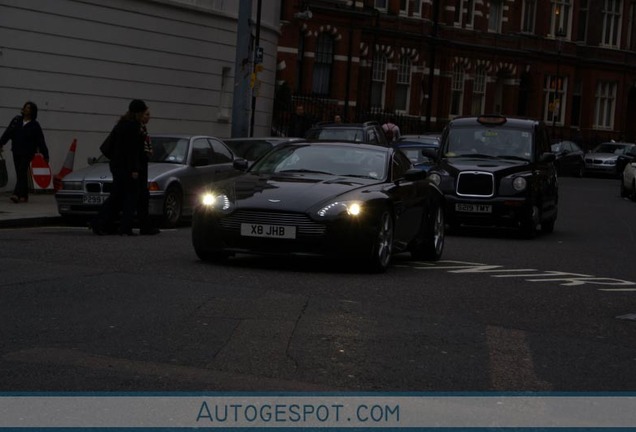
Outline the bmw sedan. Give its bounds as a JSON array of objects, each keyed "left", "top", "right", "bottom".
[
  {"left": 55, "top": 134, "right": 245, "bottom": 227},
  {"left": 192, "top": 142, "right": 445, "bottom": 272},
  {"left": 584, "top": 142, "right": 636, "bottom": 177}
]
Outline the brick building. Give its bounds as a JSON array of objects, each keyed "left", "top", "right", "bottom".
[{"left": 276, "top": 0, "right": 636, "bottom": 147}]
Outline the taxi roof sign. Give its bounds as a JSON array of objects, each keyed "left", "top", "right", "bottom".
[{"left": 477, "top": 115, "right": 507, "bottom": 126}]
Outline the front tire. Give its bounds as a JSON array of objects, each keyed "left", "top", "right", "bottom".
[
  {"left": 411, "top": 199, "right": 444, "bottom": 261},
  {"left": 367, "top": 210, "right": 394, "bottom": 273},
  {"left": 162, "top": 185, "right": 183, "bottom": 228}
]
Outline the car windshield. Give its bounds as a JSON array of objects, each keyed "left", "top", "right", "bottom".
[
  {"left": 306, "top": 128, "right": 366, "bottom": 142},
  {"left": 445, "top": 127, "right": 533, "bottom": 161},
  {"left": 398, "top": 146, "right": 435, "bottom": 165},
  {"left": 593, "top": 143, "right": 632, "bottom": 155},
  {"left": 250, "top": 144, "right": 388, "bottom": 180},
  {"left": 149, "top": 137, "right": 189, "bottom": 163},
  {"left": 399, "top": 136, "right": 439, "bottom": 146}
]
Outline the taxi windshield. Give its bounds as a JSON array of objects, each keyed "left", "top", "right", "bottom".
[{"left": 445, "top": 127, "right": 533, "bottom": 161}]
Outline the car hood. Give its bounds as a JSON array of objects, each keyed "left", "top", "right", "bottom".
[
  {"left": 60, "top": 162, "right": 184, "bottom": 182},
  {"left": 217, "top": 173, "right": 378, "bottom": 212},
  {"left": 586, "top": 152, "right": 618, "bottom": 160},
  {"left": 439, "top": 157, "right": 530, "bottom": 175}
]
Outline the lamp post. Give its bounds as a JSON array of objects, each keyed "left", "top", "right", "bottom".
[{"left": 551, "top": 28, "right": 565, "bottom": 139}]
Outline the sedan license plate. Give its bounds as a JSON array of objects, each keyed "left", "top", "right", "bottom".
[
  {"left": 455, "top": 203, "right": 492, "bottom": 213},
  {"left": 82, "top": 195, "right": 106, "bottom": 205},
  {"left": 240, "top": 223, "right": 296, "bottom": 239}
]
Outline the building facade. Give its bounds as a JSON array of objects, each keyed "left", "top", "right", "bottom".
[
  {"left": 0, "top": 0, "right": 280, "bottom": 191},
  {"left": 276, "top": 0, "right": 636, "bottom": 148}
]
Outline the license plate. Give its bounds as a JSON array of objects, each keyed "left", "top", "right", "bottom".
[
  {"left": 82, "top": 195, "right": 106, "bottom": 205},
  {"left": 455, "top": 203, "right": 492, "bottom": 213},
  {"left": 240, "top": 223, "right": 297, "bottom": 239}
]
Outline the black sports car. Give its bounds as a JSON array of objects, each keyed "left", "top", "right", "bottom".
[{"left": 192, "top": 142, "right": 445, "bottom": 272}]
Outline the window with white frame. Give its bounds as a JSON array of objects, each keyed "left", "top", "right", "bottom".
[
  {"left": 594, "top": 81, "right": 617, "bottom": 129},
  {"left": 455, "top": 0, "right": 475, "bottom": 27},
  {"left": 488, "top": 0, "right": 503, "bottom": 32},
  {"left": 602, "top": 0, "right": 622, "bottom": 48},
  {"left": 412, "top": 0, "right": 422, "bottom": 17},
  {"left": 371, "top": 53, "right": 387, "bottom": 108},
  {"left": 312, "top": 33, "right": 334, "bottom": 95},
  {"left": 551, "top": 0, "right": 571, "bottom": 37},
  {"left": 375, "top": 0, "right": 388, "bottom": 11},
  {"left": 395, "top": 56, "right": 411, "bottom": 111},
  {"left": 471, "top": 66, "right": 486, "bottom": 115},
  {"left": 450, "top": 63, "right": 465, "bottom": 116},
  {"left": 522, "top": 0, "right": 537, "bottom": 33},
  {"left": 577, "top": 0, "right": 588, "bottom": 42},
  {"left": 544, "top": 74, "right": 567, "bottom": 125},
  {"left": 400, "top": 0, "right": 408, "bottom": 15}
]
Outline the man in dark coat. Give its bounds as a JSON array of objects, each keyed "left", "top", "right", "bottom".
[
  {"left": 0, "top": 101, "right": 49, "bottom": 203},
  {"left": 288, "top": 104, "right": 312, "bottom": 138}
]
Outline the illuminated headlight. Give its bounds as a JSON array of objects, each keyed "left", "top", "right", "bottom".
[
  {"left": 316, "top": 201, "right": 363, "bottom": 218},
  {"left": 512, "top": 177, "right": 527, "bottom": 191},
  {"left": 200, "top": 193, "right": 231, "bottom": 211},
  {"left": 62, "top": 181, "right": 83, "bottom": 190},
  {"left": 428, "top": 173, "right": 442, "bottom": 186}
]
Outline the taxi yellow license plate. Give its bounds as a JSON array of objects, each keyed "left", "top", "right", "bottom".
[
  {"left": 240, "top": 223, "right": 297, "bottom": 239},
  {"left": 455, "top": 203, "right": 492, "bottom": 213}
]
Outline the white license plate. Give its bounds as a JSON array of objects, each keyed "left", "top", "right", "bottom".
[
  {"left": 240, "top": 223, "right": 297, "bottom": 239},
  {"left": 455, "top": 203, "right": 492, "bottom": 213},
  {"left": 83, "top": 195, "right": 106, "bottom": 205}
]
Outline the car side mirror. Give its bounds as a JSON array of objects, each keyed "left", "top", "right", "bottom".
[
  {"left": 421, "top": 148, "right": 439, "bottom": 162},
  {"left": 403, "top": 168, "right": 428, "bottom": 181},
  {"left": 87, "top": 156, "right": 98, "bottom": 165},
  {"left": 233, "top": 158, "right": 249, "bottom": 171},
  {"left": 540, "top": 152, "right": 556, "bottom": 163}
]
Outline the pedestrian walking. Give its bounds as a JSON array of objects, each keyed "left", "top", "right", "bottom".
[
  {"left": 382, "top": 118, "right": 401, "bottom": 143},
  {"left": 0, "top": 101, "right": 49, "bottom": 203},
  {"left": 90, "top": 99, "right": 149, "bottom": 236}
]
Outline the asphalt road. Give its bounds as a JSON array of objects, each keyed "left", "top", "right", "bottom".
[{"left": 0, "top": 176, "right": 635, "bottom": 392}]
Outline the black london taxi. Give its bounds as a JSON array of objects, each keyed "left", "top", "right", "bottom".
[{"left": 426, "top": 114, "right": 558, "bottom": 238}]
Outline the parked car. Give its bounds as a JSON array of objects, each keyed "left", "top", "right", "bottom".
[
  {"left": 620, "top": 159, "right": 636, "bottom": 201},
  {"left": 222, "top": 137, "right": 305, "bottom": 163},
  {"left": 55, "top": 134, "right": 246, "bottom": 227},
  {"left": 550, "top": 140, "right": 585, "bottom": 177},
  {"left": 304, "top": 121, "right": 389, "bottom": 146},
  {"left": 426, "top": 114, "right": 558, "bottom": 238},
  {"left": 616, "top": 144, "right": 636, "bottom": 177},
  {"left": 191, "top": 141, "right": 445, "bottom": 272},
  {"left": 584, "top": 141, "right": 636, "bottom": 177},
  {"left": 393, "top": 134, "right": 441, "bottom": 173}
]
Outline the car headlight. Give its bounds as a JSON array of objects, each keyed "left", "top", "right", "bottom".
[
  {"left": 428, "top": 172, "right": 442, "bottom": 186},
  {"left": 62, "top": 181, "right": 83, "bottom": 191},
  {"left": 512, "top": 176, "right": 527, "bottom": 191},
  {"left": 200, "top": 193, "right": 232, "bottom": 211},
  {"left": 316, "top": 201, "right": 363, "bottom": 218}
]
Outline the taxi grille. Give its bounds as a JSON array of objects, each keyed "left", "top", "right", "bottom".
[
  {"left": 220, "top": 210, "right": 326, "bottom": 236},
  {"left": 456, "top": 172, "right": 494, "bottom": 197}
]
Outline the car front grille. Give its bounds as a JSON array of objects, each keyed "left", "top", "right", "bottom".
[
  {"left": 85, "top": 182, "right": 113, "bottom": 193},
  {"left": 220, "top": 210, "right": 326, "bottom": 236},
  {"left": 456, "top": 171, "right": 495, "bottom": 197}
]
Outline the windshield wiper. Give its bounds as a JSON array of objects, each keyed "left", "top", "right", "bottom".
[
  {"left": 498, "top": 155, "right": 530, "bottom": 162},
  {"left": 279, "top": 169, "right": 333, "bottom": 175},
  {"left": 341, "top": 174, "right": 378, "bottom": 179},
  {"left": 454, "top": 153, "right": 499, "bottom": 159}
]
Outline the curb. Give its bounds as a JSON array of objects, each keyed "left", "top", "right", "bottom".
[{"left": 0, "top": 216, "right": 64, "bottom": 229}]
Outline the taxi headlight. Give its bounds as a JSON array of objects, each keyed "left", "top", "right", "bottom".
[
  {"left": 316, "top": 201, "right": 363, "bottom": 218},
  {"left": 200, "top": 193, "right": 231, "bottom": 211},
  {"left": 63, "top": 181, "right": 83, "bottom": 191},
  {"left": 428, "top": 173, "right": 442, "bottom": 186},
  {"left": 512, "top": 176, "right": 527, "bottom": 191}
]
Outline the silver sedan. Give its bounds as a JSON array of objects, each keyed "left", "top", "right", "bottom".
[{"left": 55, "top": 134, "right": 245, "bottom": 227}]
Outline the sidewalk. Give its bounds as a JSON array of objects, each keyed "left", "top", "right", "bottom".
[{"left": 0, "top": 191, "right": 63, "bottom": 228}]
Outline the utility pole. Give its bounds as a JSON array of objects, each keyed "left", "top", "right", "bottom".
[
  {"left": 231, "top": 0, "right": 253, "bottom": 138},
  {"left": 249, "top": 0, "right": 262, "bottom": 137}
]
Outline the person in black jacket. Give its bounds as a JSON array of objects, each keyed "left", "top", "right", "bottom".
[
  {"left": 0, "top": 101, "right": 49, "bottom": 203},
  {"left": 91, "top": 99, "right": 148, "bottom": 236}
]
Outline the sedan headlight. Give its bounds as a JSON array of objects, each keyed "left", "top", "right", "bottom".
[
  {"left": 62, "top": 181, "right": 83, "bottom": 191},
  {"left": 316, "top": 201, "right": 363, "bottom": 218},
  {"left": 512, "top": 176, "right": 527, "bottom": 191},
  {"left": 200, "top": 193, "right": 232, "bottom": 211}
]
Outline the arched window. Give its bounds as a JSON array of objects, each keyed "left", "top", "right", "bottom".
[{"left": 312, "top": 33, "right": 334, "bottom": 95}]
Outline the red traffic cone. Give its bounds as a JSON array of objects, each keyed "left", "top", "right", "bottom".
[{"left": 54, "top": 138, "right": 77, "bottom": 191}]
